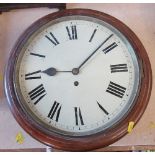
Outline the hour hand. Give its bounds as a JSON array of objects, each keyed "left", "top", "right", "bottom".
[{"left": 42, "top": 67, "right": 72, "bottom": 76}]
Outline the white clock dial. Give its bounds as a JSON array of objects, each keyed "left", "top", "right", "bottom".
[{"left": 15, "top": 16, "right": 140, "bottom": 136}]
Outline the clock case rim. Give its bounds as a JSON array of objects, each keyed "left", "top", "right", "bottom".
[
  {"left": 13, "top": 13, "right": 141, "bottom": 137},
  {"left": 4, "top": 9, "right": 152, "bottom": 151}
]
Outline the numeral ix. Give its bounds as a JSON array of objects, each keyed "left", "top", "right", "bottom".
[
  {"left": 25, "top": 70, "right": 41, "bottom": 80},
  {"left": 106, "top": 81, "right": 126, "bottom": 98}
]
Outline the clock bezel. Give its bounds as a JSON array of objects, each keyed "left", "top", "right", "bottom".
[
  {"left": 14, "top": 14, "right": 140, "bottom": 137},
  {"left": 4, "top": 9, "right": 152, "bottom": 151}
]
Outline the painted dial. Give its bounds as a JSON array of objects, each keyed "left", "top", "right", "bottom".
[{"left": 15, "top": 16, "right": 140, "bottom": 136}]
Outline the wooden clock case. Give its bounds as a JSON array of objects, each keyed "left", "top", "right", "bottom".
[{"left": 4, "top": 9, "right": 152, "bottom": 151}]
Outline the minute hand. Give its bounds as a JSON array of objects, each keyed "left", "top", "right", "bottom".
[{"left": 78, "top": 34, "right": 113, "bottom": 69}]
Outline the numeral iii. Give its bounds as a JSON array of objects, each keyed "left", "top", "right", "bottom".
[
  {"left": 110, "top": 64, "right": 128, "bottom": 73},
  {"left": 25, "top": 70, "right": 41, "bottom": 80}
]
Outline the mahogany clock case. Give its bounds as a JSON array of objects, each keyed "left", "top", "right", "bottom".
[{"left": 4, "top": 9, "right": 152, "bottom": 151}]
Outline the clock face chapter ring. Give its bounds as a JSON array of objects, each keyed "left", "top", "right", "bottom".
[{"left": 4, "top": 9, "right": 152, "bottom": 151}]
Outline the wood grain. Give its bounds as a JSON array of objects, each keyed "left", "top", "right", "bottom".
[{"left": 0, "top": 3, "right": 66, "bottom": 13}]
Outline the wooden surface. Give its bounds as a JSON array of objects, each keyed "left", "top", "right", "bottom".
[
  {"left": 0, "top": 3, "right": 155, "bottom": 151},
  {"left": 0, "top": 3, "right": 66, "bottom": 12}
]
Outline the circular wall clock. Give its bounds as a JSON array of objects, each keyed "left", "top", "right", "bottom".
[{"left": 4, "top": 9, "right": 152, "bottom": 151}]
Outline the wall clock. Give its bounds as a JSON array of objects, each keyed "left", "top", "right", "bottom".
[{"left": 4, "top": 9, "right": 152, "bottom": 151}]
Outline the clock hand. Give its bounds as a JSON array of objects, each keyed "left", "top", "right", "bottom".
[
  {"left": 42, "top": 34, "right": 113, "bottom": 77},
  {"left": 42, "top": 67, "right": 72, "bottom": 76},
  {"left": 77, "top": 34, "right": 113, "bottom": 70}
]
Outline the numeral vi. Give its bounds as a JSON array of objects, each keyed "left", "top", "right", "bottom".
[{"left": 74, "top": 107, "right": 84, "bottom": 126}]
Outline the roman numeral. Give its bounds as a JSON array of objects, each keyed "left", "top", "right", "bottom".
[
  {"left": 45, "top": 32, "right": 59, "bottom": 46},
  {"left": 103, "top": 42, "right": 118, "bottom": 54},
  {"left": 89, "top": 29, "right": 97, "bottom": 42},
  {"left": 110, "top": 64, "right": 128, "bottom": 73},
  {"left": 25, "top": 70, "right": 41, "bottom": 80},
  {"left": 74, "top": 107, "right": 84, "bottom": 126},
  {"left": 97, "top": 101, "right": 109, "bottom": 115},
  {"left": 106, "top": 81, "right": 126, "bottom": 98},
  {"left": 66, "top": 25, "right": 77, "bottom": 40},
  {"left": 30, "top": 52, "right": 45, "bottom": 58},
  {"left": 48, "top": 101, "right": 62, "bottom": 122},
  {"left": 28, "top": 84, "right": 46, "bottom": 105}
]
